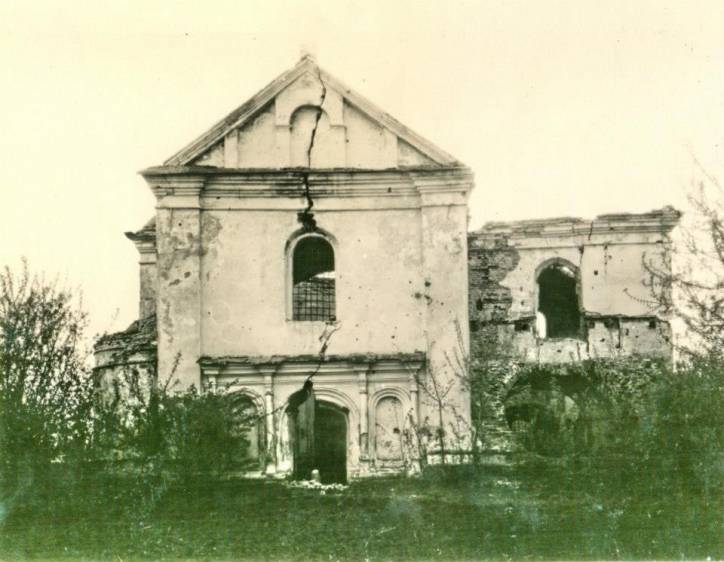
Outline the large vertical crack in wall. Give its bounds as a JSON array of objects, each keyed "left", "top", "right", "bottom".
[
  {"left": 290, "top": 67, "right": 339, "bottom": 447},
  {"left": 298, "top": 68, "right": 328, "bottom": 231}
]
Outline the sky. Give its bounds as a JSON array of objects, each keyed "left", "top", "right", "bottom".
[{"left": 0, "top": 0, "right": 722, "bottom": 338}]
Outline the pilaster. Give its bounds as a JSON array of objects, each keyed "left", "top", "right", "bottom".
[
  {"left": 152, "top": 176, "right": 205, "bottom": 390},
  {"left": 354, "top": 365, "right": 371, "bottom": 457},
  {"left": 414, "top": 172, "right": 473, "bottom": 429},
  {"left": 258, "top": 367, "right": 278, "bottom": 475}
]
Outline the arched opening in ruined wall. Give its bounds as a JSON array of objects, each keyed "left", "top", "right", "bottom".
[
  {"left": 536, "top": 260, "right": 582, "bottom": 339},
  {"left": 503, "top": 368, "right": 604, "bottom": 456}
]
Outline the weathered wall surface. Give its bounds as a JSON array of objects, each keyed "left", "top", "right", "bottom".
[
  {"left": 468, "top": 208, "right": 679, "bottom": 363},
  {"left": 139, "top": 163, "right": 474, "bottom": 480},
  {"left": 199, "top": 206, "right": 426, "bottom": 358},
  {"left": 155, "top": 201, "right": 204, "bottom": 387},
  {"left": 188, "top": 70, "right": 435, "bottom": 171},
  {"left": 145, "top": 168, "right": 473, "bottom": 421},
  {"left": 417, "top": 181, "right": 471, "bottom": 430},
  {"left": 138, "top": 260, "right": 157, "bottom": 319}
]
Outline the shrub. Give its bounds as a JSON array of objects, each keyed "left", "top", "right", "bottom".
[
  {"left": 0, "top": 262, "right": 93, "bottom": 507},
  {"left": 91, "top": 370, "right": 255, "bottom": 513},
  {"left": 628, "top": 358, "right": 723, "bottom": 497},
  {"left": 509, "top": 357, "right": 723, "bottom": 501}
]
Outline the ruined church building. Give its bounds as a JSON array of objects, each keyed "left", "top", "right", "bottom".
[{"left": 96, "top": 56, "right": 679, "bottom": 482}]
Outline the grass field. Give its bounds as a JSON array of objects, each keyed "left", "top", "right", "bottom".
[{"left": 0, "top": 465, "right": 720, "bottom": 561}]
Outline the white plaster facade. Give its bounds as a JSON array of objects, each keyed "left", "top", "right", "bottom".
[{"left": 100, "top": 56, "right": 474, "bottom": 479}]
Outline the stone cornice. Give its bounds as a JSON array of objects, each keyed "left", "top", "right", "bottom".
[
  {"left": 140, "top": 166, "right": 474, "bottom": 202},
  {"left": 409, "top": 168, "right": 474, "bottom": 193},
  {"left": 143, "top": 174, "right": 206, "bottom": 200},
  {"left": 199, "top": 352, "right": 425, "bottom": 378},
  {"left": 124, "top": 219, "right": 157, "bottom": 259},
  {"left": 141, "top": 165, "right": 469, "bottom": 179},
  {"left": 204, "top": 172, "right": 418, "bottom": 199},
  {"left": 125, "top": 233, "right": 155, "bottom": 255}
]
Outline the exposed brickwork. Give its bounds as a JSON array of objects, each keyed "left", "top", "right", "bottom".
[
  {"left": 467, "top": 232, "right": 519, "bottom": 334},
  {"left": 467, "top": 208, "right": 679, "bottom": 364}
]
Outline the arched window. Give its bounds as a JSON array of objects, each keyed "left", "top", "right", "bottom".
[
  {"left": 536, "top": 260, "right": 582, "bottom": 339},
  {"left": 292, "top": 235, "right": 336, "bottom": 321}
]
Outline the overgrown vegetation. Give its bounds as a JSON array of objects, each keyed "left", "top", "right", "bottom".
[
  {"left": 0, "top": 262, "right": 93, "bottom": 512},
  {"left": 91, "top": 374, "right": 254, "bottom": 516},
  {"left": 0, "top": 262, "right": 253, "bottom": 526},
  {"left": 1, "top": 165, "right": 722, "bottom": 560},
  {"left": 506, "top": 357, "right": 722, "bottom": 499}
]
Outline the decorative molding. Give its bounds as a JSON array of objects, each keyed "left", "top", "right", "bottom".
[
  {"left": 313, "top": 387, "right": 359, "bottom": 419},
  {"left": 199, "top": 352, "right": 424, "bottom": 368},
  {"left": 226, "top": 387, "right": 267, "bottom": 416},
  {"left": 369, "top": 387, "right": 411, "bottom": 410},
  {"left": 141, "top": 167, "right": 473, "bottom": 202}
]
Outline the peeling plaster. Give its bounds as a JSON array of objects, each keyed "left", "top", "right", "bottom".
[
  {"left": 200, "top": 213, "right": 223, "bottom": 265},
  {"left": 468, "top": 209, "right": 679, "bottom": 363}
]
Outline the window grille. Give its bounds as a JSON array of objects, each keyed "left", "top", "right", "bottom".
[{"left": 292, "top": 236, "right": 336, "bottom": 321}]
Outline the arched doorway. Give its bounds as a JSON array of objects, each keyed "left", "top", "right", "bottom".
[
  {"left": 287, "top": 389, "right": 348, "bottom": 484},
  {"left": 314, "top": 401, "right": 348, "bottom": 484}
]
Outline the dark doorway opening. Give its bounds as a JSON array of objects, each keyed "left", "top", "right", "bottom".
[
  {"left": 537, "top": 262, "right": 582, "bottom": 338},
  {"left": 313, "top": 401, "right": 348, "bottom": 484},
  {"left": 287, "top": 387, "right": 348, "bottom": 484}
]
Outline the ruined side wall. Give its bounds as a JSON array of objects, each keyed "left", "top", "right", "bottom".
[
  {"left": 94, "top": 314, "right": 158, "bottom": 406},
  {"left": 468, "top": 212, "right": 677, "bottom": 363},
  {"left": 94, "top": 347, "right": 157, "bottom": 401}
]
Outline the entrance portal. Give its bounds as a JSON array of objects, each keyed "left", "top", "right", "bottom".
[
  {"left": 314, "top": 401, "right": 348, "bottom": 484},
  {"left": 287, "top": 385, "right": 348, "bottom": 484}
]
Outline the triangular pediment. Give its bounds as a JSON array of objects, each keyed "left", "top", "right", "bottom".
[{"left": 164, "top": 56, "right": 460, "bottom": 170}]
